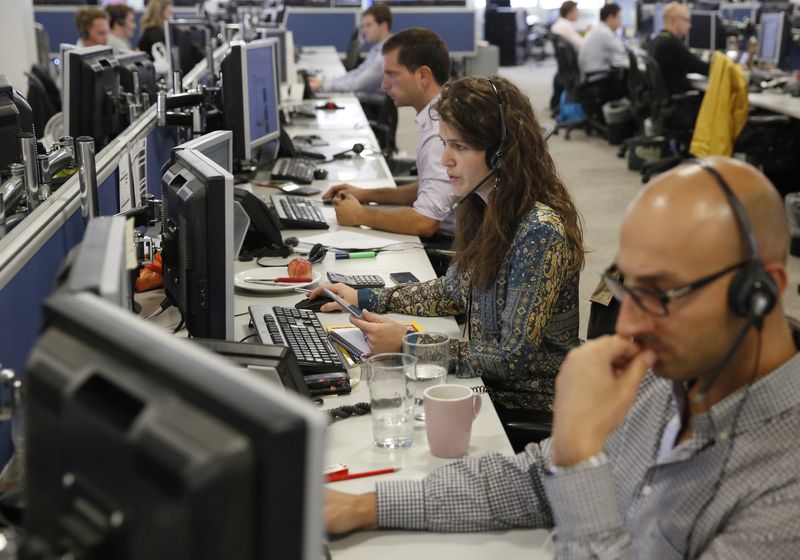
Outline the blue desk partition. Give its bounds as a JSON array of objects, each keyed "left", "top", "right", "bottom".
[
  {"left": 286, "top": 10, "right": 360, "bottom": 52},
  {"left": 391, "top": 9, "right": 477, "bottom": 56},
  {"left": 0, "top": 125, "right": 175, "bottom": 467}
]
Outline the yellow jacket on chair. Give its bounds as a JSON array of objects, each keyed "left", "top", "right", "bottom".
[{"left": 690, "top": 52, "right": 749, "bottom": 157}]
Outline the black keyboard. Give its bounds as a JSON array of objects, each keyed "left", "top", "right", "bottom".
[
  {"left": 271, "top": 157, "right": 316, "bottom": 184},
  {"left": 249, "top": 305, "right": 346, "bottom": 376},
  {"left": 271, "top": 194, "right": 329, "bottom": 229}
]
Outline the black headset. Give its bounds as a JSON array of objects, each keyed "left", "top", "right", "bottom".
[
  {"left": 694, "top": 159, "right": 777, "bottom": 324},
  {"left": 485, "top": 79, "right": 507, "bottom": 171}
]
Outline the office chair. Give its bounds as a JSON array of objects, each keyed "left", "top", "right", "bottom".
[
  {"left": 551, "top": 37, "right": 606, "bottom": 140},
  {"left": 638, "top": 53, "right": 701, "bottom": 182},
  {"left": 617, "top": 49, "right": 652, "bottom": 159},
  {"left": 343, "top": 28, "right": 363, "bottom": 72}
]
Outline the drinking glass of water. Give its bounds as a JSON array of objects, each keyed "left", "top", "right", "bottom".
[
  {"left": 366, "top": 353, "right": 417, "bottom": 449},
  {"left": 402, "top": 332, "right": 449, "bottom": 422}
]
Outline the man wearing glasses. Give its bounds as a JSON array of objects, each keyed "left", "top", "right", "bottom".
[
  {"left": 325, "top": 157, "right": 800, "bottom": 558},
  {"left": 649, "top": 2, "right": 709, "bottom": 96}
]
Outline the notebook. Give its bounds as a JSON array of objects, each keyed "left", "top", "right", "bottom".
[{"left": 328, "top": 322, "right": 423, "bottom": 366}]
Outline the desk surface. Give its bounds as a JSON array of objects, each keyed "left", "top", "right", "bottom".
[{"left": 689, "top": 73, "right": 800, "bottom": 119}]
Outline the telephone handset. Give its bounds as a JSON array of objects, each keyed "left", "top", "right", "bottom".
[{"left": 233, "top": 187, "right": 291, "bottom": 258}]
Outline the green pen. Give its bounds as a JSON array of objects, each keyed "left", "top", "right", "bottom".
[{"left": 336, "top": 251, "right": 377, "bottom": 260}]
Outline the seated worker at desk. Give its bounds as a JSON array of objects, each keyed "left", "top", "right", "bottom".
[
  {"left": 322, "top": 29, "right": 455, "bottom": 240},
  {"left": 649, "top": 2, "right": 709, "bottom": 96},
  {"left": 75, "top": 7, "right": 109, "bottom": 48},
  {"left": 578, "top": 3, "right": 627, "bottom": 104},
  {"left": 307, "top": 4, "right": 392, "bottom": 97},
  {"left": 105, "top": 3, "right": 136, "bottom": 53},
  {"left": 325, "top": 157, "right": 800, "bottom": 558},
  {"left": 550, "top": 1, "right": 584, "bottom": 112},
  {"left": 312, "top": 76, "right": 583, "bottom": 424},
  {"left": 138, "top": 0, "right": 173, "bottom": 61}
]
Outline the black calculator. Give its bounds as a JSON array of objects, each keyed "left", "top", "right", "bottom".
[{"left": 326, "top": 272, "right": 385, "bottom": 288}]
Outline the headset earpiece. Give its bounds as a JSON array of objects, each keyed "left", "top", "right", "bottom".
[{"left": 727, "top": 263, "right": 777, "bottom": 321}]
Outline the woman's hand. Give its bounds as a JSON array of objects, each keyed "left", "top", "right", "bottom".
[
  {"left": 306, "top": 283, "right": 359, "bottom": 313},
  {"left": 350, "top": 310, "right": 407, "bottom": 354}
]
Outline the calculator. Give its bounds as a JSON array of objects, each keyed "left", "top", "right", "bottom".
[{"left": 326, "top": 272, "right": 385, "bottom": 288}]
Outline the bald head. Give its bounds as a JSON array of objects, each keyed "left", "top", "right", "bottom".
[
  {"left": 663, "top": 2, "right": 691, "bottom": 37},
  {"left": 623, "top": 157, "right": 788, "bottom": 270}
]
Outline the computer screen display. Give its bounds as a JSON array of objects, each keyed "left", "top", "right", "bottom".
[
  {"left": 160, "top": 147, "right": 234, "bottom": 340},
  {"left": 257, "top": 27, "right": 289, "bottom": 84},
  {"left": 220, "top": 38, "right": 280, "bottom": 162},
  {"left": 757, "top": 11, "right": 784, "bottom": 66},
  {"left": 64, "top": 46, "right": 122, "bottom": 151},
  {"left": 719, "top": 2, "right": 759, "bottom": 23},
  {"left": 688, "top": 11, "right": 714, "bottom": 50},
  {"left": 24, "top": 290, "right": 326, "bottom": 560},
  {"left": 175, "top": 130, "right": 233, "bottom": 173}
]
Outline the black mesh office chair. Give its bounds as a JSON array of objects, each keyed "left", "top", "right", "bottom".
[
  {"left": 617, "top": 48, "right": 653, "bottom": 159},
  {"left": 343, "top": 28, "right": 363, "bottom": 72},
  {"left": 552, "top": 37, "right": 606, "bottom": 139}
]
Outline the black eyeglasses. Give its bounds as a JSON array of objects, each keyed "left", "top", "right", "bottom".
[{"left": 602, "top": 261, "right": 748, "bottom": 317}]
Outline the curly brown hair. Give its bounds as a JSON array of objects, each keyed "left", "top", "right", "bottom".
[{"left": 433, "top": 76, "right": 584, "bottom": 292}]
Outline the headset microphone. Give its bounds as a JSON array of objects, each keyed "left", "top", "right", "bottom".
[{"left": 450, "top": 167, "right": 499, "bottom": 211}]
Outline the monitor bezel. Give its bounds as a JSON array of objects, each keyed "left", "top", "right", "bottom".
[{"left": 240, "top": 38, "right": 281, "bottom": 156}]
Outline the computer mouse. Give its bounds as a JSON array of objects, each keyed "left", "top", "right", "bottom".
[
  {"left": 295, "top": 295, "right": 335, "bottom": 312},
  {"left": 317, "top": 102, "right": 343, "bottom": 111},
  {"left": 313, "top": 168, "right": 329, "bottom": 180},
  {"left": 284, "top": 236, "right": 299, "bottom": 248}
]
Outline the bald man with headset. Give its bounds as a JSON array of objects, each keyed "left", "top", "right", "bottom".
[{"left": 325, "top": 157, "right": 800, "bottom": 558}]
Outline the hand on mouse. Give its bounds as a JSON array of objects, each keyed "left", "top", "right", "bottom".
[
  {"left": 307, "top": 76, "right": 322, "bottom": 92},
  {"left": 307, "top": 283, "right": 358, "bottom": 312}
]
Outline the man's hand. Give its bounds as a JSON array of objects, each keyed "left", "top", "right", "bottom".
[
  {"left": 325, "top": 489, "right": 377, "bottom": 534},
  {"left": 550, "top": 336, "right": 655, "bottom": 467},
  {"left": 307, "top": 76, "right": 323, "bottom": 92},
  {"left": 322, "top": 183, "right": 370, "bottom": 203},
  {"left": 333, "top": 194, "right": 367, "bottom": 227},
  {"left": 349, "top": 310, "right": 407, "bottom": 354},
  {"left": 306, "top": 283, "right": 359, "bottom": 313}
]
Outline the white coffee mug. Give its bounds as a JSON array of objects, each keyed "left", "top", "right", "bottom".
[{"left": 423, "top": 384, "right": 481, "bottom": 458}]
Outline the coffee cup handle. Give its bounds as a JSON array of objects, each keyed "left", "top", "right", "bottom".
[{"left": 472, "top": 393, "right": 482, "bottom": 420}]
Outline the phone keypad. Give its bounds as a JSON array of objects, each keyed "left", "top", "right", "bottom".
[{"left": 327, "top": 273, "right": 385, "bottom": 288}]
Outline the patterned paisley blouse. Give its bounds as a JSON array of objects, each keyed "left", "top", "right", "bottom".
[{"left": 357, "top": 202, "right": 581, "bottom": 413}]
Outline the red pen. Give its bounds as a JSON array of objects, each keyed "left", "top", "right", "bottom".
[{"left": 325, "top": 467, "right": 400, "bottom": 483}]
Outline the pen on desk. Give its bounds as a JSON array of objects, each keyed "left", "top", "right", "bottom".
[
  {"left": 335, "top": 251, "right": 377, "bottom": 260},
  {"left": 325, "top": 467, "right": 400, "bottom": 483}
]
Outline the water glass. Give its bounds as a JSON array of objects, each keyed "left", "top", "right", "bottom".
[
  {"left": 402, "top": 332, "right": 449, "bottom": 422},
  {"left": 366, "top": 353, "right": 417, "bottom": 449}
]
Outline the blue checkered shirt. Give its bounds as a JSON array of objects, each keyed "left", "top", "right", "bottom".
[{"left": 377, "top": 352, "right": 800, "bottom": 558}]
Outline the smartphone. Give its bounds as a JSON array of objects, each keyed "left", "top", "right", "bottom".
[
  {"left": 389, "top": 272, "right": 419, "bottom": 285},
  {"left": 323, "top": 288, "right": 364, "bottom": 319},
  {"left": 280, "top": 182, "right": 320, "bottom": 196}
]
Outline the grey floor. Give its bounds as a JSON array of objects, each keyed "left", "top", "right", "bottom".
[{"left": 396, "top": 59, "right": 800, "bottom": 337}]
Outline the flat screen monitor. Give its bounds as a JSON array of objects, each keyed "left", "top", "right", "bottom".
[
  {"left": 0, "top": 75, "right": 34, "bottom": 169},
  {"left": 63, "top": 216, "right": 132, "bottom": 308},
  {"left": 64, "top": 46, "right": 122, "bottom": 151},
  {"left": 220, "top": 38, "right": 281, "bottom": 162},
  {"left": 24, "top": 290, "right": 326, "bottom": 560},
  {"left": 165, "top": 18, "right": 210, "bottom": 79},
  {"left": 115, "top": 52, "right": 157, "bottom": 106},
  {"left": 176, "top": 129, "right": 233, "bottom": 173},
  {"left": 757, "top": 11, "right": 785, "bottom": 67},
  {"left": 256, "top": 27, "right": 289, "bottom": 84},
  {"left": 719, "top": 2, "right": 759, "bottom": 23},
  {"left": 687, "top": 11, "right": 723, "bottom": 50},
  {"left": 160, "top": 147, "right": 235, "bottom": 340}
]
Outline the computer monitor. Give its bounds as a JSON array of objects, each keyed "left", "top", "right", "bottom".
[
  {"left": 653, "top": 3, "right": 667, "bottom": 36},
  {"left": 176, "top": 129, "right": 233, "bottom": 173},
  {"left": 165, "top": 18, "right": 210, "bottom": 79},
  {"left": 220, "top": 38, "right": 281, "bottom": 162},
  {"left": 24, "top": 291, "right": 326, "bottom": 560},
  {"left": 256, "top": 27, "right": 290, "bottom": 84},
  {"left": 64, "top": 46, "right": 122, "bottom": 151},
  {"left": 757, "top": 11, "right": 785, "bottom": 67},
  {"left": 115, "top": 52, "right": 157, "bottom": 106},
  {"left": 0, "top": 75, "right": 34, "bottom": 169},
  {"left": 160, "top": 147, "right": 235, "bottom": 340},
  {"left": 63, "top": 216, "right": 132, "bottom": 308},
  {"left": 687, "top": 11, "right": 724, "bottom": 50},
  {"left": 719, "top": 2, "right": 759, "bottom": 23}
]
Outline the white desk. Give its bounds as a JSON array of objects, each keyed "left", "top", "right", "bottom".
[{"left": 689, "top": 73, "right": 800, "bottom": 119}]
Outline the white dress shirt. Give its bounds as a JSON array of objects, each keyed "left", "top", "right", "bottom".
[
  {"left": 412, "top": 95, "right": 454, "bottom": 236},
  {"left": 578, "top": 21, "right": 627, "bottom": 75},
  {"left": 550, "top": 17, "right": 583, "bottom": 52}
]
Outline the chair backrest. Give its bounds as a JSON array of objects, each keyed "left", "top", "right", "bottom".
[
  {"left": 343, "top": 28, "right": 363, "bottom": 72},
  {"left": 640, "top": 53, "right": 694, "bottom": 136},
  {"left": 626, "top": 49, "right": 651, "bottom": 122},
  {"left": 552, "top": 36, "right": 581, "bottom": 97}
]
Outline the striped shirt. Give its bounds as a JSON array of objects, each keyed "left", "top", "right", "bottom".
[
  {"left": 377, "top": 351, "right": 800, "bottom": 558},
  {"left": 413, "top": 95, "right": 454, "bottom": 236}
]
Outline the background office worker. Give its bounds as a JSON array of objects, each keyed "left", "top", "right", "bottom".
[
  {"left": 649, "top": 2, "right": 709, "bottom": 96},
  {"left": 322, "top": 29, "right": 454, "bottom": 240},
  {"left": 550, "top": 1, "right": 584, "bottom": 112},
  {"left": 138, "top": 0, "right": 173, "bottom": 61},
  {"left": 307, "top": 4, "right": 392, "bottom": 96},
  {"left": 105, "top": 4, "right": 136, "bottom": 53},
  {"left": 578, "top": 3, "right": 627, "bottom": 104},
  {"left": 313, "top": 76, "right": 583, "bottom": 430},
  {"left": 75, "top": 8, "right": 109, "bottom": 48},
  {"left": 324, "top": 157, "right": 800, "bottom": 558}
]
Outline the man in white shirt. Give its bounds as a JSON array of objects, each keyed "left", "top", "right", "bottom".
[
  {"left": 578, "top": 3, "right": 627, "bottom": 103},
  {"left": 322, "top": 29, "right": 454, "bottom": 240},
  {"left": 75, "top": 8, "right": 110, "bottom": 48},
  {"left": 308, "top": 4, "right": 393, "bottom": 97},
  {"left": 550, "top": 1, "right": 583, "bottom": 52}
]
